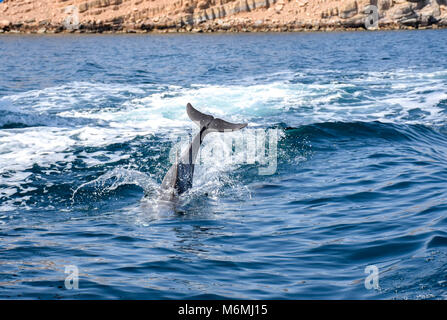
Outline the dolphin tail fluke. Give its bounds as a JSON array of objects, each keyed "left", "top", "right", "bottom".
[
  {"left": 186, "top": 103, "right": 214, "bottom": 128},
  {"left": 208, "top": 118, "right": 248, "bottom": 132},
  {"left": 186, "top": 103, "right": 247, "bottom": 132}
]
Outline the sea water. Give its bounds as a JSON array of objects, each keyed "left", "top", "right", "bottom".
[{"left": 0, "top": 31, "right": 447, "bottom": 299}]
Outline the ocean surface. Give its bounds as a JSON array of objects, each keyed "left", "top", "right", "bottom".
[{"left": 1, "top": 30, "right": 447, "bottom": 299}]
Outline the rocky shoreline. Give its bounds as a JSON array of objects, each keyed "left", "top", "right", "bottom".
[
  {"left": 1, "top": 20, "right": 446, "bottom": 35},
  {"left": 1, "top": 0, "right": 446, "bottom": 34}
]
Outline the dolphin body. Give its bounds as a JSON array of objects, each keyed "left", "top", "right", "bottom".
[{"left": 159, "top": 103, "right": 247, "bottom": 202}]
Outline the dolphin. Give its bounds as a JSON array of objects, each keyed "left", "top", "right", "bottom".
[{"left": 159, "top": 103, "right": 247, "bottom": 202}]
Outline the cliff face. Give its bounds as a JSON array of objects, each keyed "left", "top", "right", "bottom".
[{"left": 0, "top": 0, "right": 446, "bottom": 33}]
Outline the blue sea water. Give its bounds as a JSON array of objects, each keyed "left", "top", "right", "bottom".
[{"left": 1, "top": 30, "right": 447, "bottom": 299}]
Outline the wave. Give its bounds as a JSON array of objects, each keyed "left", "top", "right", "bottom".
[
  {"left": 0, "top": 110, "right": 99, "bottom": 129},
  {"left": 2, "top": 69, "right": 447, "bottom": 214},
  {"left": 2, "top": 120, "right": 447, "bottom": 211},
  {"left": 2, "top": 68, "right": 447, "bottom": 130},
  {"left": 282, "top": 121, "right": 447, "bottom": 146},
  {"left": 70, "top": 167, "right": 158, "bottom": 205}
]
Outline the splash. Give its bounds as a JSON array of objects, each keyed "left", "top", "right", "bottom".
[{"left": 70, "top": 167, "right": 158, "bottom": 205}]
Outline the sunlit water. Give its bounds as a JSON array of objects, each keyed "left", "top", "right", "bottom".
[{"left": 1, "top": 31, "right": 447, "bottom": 299}]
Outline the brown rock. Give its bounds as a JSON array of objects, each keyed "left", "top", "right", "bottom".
[
  {"left": 392, "top": 4, "right": 414, "bottom": 20},
  {"left": 339, "top": 1, "right": 358, "bottom": 19},
  {"left": 198, "top": 0, "right": 210, "bottom": 10},
  {"left": 378, "top": 0, "right": 392, "bottom": 11},
  {"left": 0, "top": 19, "right": 10, "bottom": 29},
  {"left": 0, "top": 0, "right": 446, "bottom": 34},
  {"left": 275, "top": 4, "right": 284, "bottom": 13},
  {"left": 78, "top": 2, "right": 89, "bottom": 13},
  {"left": 183, "top": 5, "right": 195, "bottom": 14}
]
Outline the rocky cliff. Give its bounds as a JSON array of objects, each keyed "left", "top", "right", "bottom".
[{"left": 0, "top": 0, "right": 446, "bottom": 33}]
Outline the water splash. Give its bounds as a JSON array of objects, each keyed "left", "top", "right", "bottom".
[{"left": 70, "top": 167, "right": 158, "bottom": 205}]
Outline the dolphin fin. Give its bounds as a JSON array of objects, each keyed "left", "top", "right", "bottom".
[
  {"left": 207, "top": 118, "right": 248, "bottom": 132},
  {"left": 186, "top": 103, "right": 247, "bottom": 132},
  {"left": 187, "top": 103, "right": 214, "bottom": 128}
]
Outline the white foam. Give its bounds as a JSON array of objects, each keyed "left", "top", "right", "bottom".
[{"left": 1, "top": 69, "right": 447, "bottom": 211}]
